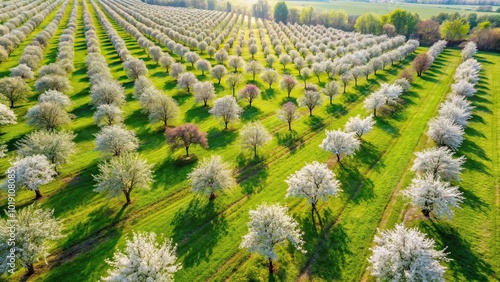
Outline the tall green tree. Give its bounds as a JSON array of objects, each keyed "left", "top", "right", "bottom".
[
  {"left": 355, "top": 13, "right": 382, "bottom": 34},
  {"left": 274, "top": 2, "right": 288, "bottom": 23},
  {"left": 252, "top": 0, "right": 270, "bottom": 19},
  {"left": 300, "top": 6, "right": 315, "bottom": 25},
  {"left": 387, "top": 9, "right": 419, "bottom": 37},
  {"left": 440, "top": 18, "right": 470, "bottom": 43}
]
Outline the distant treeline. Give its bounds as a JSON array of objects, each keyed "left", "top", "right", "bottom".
[
  {"left": 142, "top": 0, "right": 218, "bottom": 9},
  {"left": 408, "top": 0, "right": 499, "bottom": 5}
]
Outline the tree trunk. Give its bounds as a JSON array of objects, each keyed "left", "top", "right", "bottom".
[
  {"left": 336, "top": 154, "right": 341, "bottom": 162},
  {"left": 202, "top": 70, "right": 205, "bottom": 75},
  {"left": 288, "top": 122, "right": 291, "bottom": 130},
  {"left": 268, "top": 257, "right": 273, "bottom": 274},
  {"left": 309, "top": 108, "right": 312, "bottom": 116},
  {"left": 254, "top": 146, "right": 258, "bottom": 158},
  {"left": 366, "top": 74, "right": 369, "bottom": 80},
  {"left": 27, "top": 264, "right": 34, "bottom": 275},
  {"left": 343, "top": 83, "right": 346, "bottom": 94},
  {"left": 253, "top": 73, "right": 256, "bottom": 81},
  {"left": 288, "top": 90, "right": 291, "bottom": 98},
  {"left": 225, "top": 121, "right": 228, "bottom": 129},
  {"left": 373, "top": 109, "right": 377, "bottom": 118},
  {"left": 34, "top": 189, "right": 42, "bottom": 199},
  {"left": 311, "top": 202, "right": 316, "bottom": 214},
  {"left": 249, "top": 100, "right": 252, "bottom": 107},
  {"left": 232, "top": 87, "right": 235, "bottom": 97},
  {"left": 329, "top": 97, "right": 333, "bottom": 105},
  {"left": 124, "top": 191, "right": 131, "bottom": 204},
  {"left": 10, "top": 100, "right": 14, "bottom": 108},
  {"left": 422, "top": 209, "right": 430, "bottom": 218},
  {"left": 218, "top": 78, "right": 221, "bottom": 84},
  {"left": 209, "top": 191, "right": 216, "bottom": 200},
  {"left": 204, "top": 100, "right": 208, "bottom": 107},
  {"left": 354, "top": 77, "right": 358, "bottom": 86}
]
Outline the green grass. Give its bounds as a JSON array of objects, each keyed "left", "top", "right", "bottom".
[
  {"left": 231, "top": 0, "right": 498, "bottom": 19},
  {"left": 0, "top": 0, "right": 499, "bottom": 281}
]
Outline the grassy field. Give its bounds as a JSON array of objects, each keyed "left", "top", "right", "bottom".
[
  {"left": 231, "top": 0, "right": 499, "bottom": 19},
  {"left": 0, "top": 0, "right": 499, "bottom": 281}
]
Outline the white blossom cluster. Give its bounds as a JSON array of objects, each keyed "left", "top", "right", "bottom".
[
  {"left": 402, "top": 44, "right": 482, "bottom": 221},
  {"left": 33, "top": 0, "right": 78, "bottom": 94},
  {"left": 0, "top": 0, "right": 63, "bottom": 63},
  {"left": 11, "top": 0, "right": 70, "bottom": 79}
]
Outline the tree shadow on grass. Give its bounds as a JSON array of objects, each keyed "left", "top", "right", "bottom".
[
  {"left": 305, "top": 115, "right": 324, "bottom": 130},
  {"left": 300, "top": 223, "right": 351, "bottom": 281},
  {"left": 464, "top": 126, "right": 486, "bottom": 139},
  {"left": 172, "top": 92, "right": 191, "bottom": 105},
  {"left": 419, "top": 221, "right": 495, "bottom": 282},
  {"left": 342, "top": 92, "right": 359, "bottom": 104},
  {"left": 461, "top": 187, "right": 489, "bottom": 213},
  {"left": 336, "top": 163, "right": 375, "bottom": 203},
  {"left": 375, "top": 117, "right": 400, "bottom": 137},
  {"left": 171, "top": 198, "right": 228, "bottom": 268},
  {"left": 326, "top": 103, "right": 347, "bottom": 118},
  {"left": 185, "top": 105, "right": 211, "bottom": 122},
  {"left": 261, "top": 88, "right": 276, "bottom": 100},
  {"left": 207, "top": 127, "right": 238, "bottom": 150},
  {"left": 462, "top": 156, "right": 491, "bottom": 176},
  {"left": 163, "top": 80, "right": 177, "bottom": 91},
  {"left": 459, "top": 139, "right": 490, "bottom": 161},
  {"left": 241, "top": 106, "right": 262, "bottom": 122},
  {"left": 276, "top": 130, "right": 304, "bottom": 152},
  {"left": 469, "top": 114, "right": 485, "bottom": 124},
  {"left": 36, "top": 227, "right": 122, "bottom": 282},
  {"left": 153, "top": 156, "right": 195, "bottom": 190},
  {"left": 236, "top": 154, "right": 268, "bottom": 194}
]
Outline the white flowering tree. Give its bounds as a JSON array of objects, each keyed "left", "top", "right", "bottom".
[
  {"left": 2, "top": 155, "right": 55, "bottom": 199},
  {"left": 209, "top": 96, "right": 243, "bottom": 129},
  {"left": 298, "top": 90, "right": 323, "bottom": 116},
  {"left": 0, "top": 102, "right": 17, "bottom": 127},
  {"left": 364, "top": 91, "right": 386, "bottom": 117},
  {"left": 94, "top": 153, "right": 153, "bottom": 204},
  {"left": 94, "top": 125, "right": 139, "bottom": 156},
  {"left": 286, "top": 162, "right": 342, "bottom": 213},
  {"left": 93, "top": 104, "right": 123, "bottom": 127},
  {"left": 0, "top": 205, "right": 63, "bottom": 275},
  {"left": 25, "top": 102, "right": 72, "bottom": 131},
  {"left": 240, "top": 203, "right": 305, "bottom": 274},
  {"left": 320, "top": 130, "right": 361, "bottom": 162},
  {"left": 240, "top": 122, "right": 272, "bottom": 157},
  {"left": 427, "top": 116, "right": 464, "bottom": 150},
  {"left": 345, "top": 114, "right": 375, "bottom": 139},
  {"left": 211, "top": 65, "right": 228, "bottom": 84},
  {"left": 368, "top": 224, "right": 449, "bottom": 281},
  {"left": 188, "top": 155, "right": 235, "bottom": 200},
  {"left": 194, "top": 81, "right": 215, "bottom": 107},
  {"left": 102, "top": 231, "right": 181, "bottom": 282},
  {"left": 403, "top": 174, "right": 464, "bottom": 219},
  {"left": 177, "top": 72, "right": 198, "bottom": 93},
  {"left": 323, "top": 81, "right": 340, "bottom": 105},
  {"left": 451, "top": 80, "right": 476, "bottom": 97},
  {"left": 438, "top": 101, "right": 471, "bottom": 128},
  {"left": 411, "top": 147, "right": 465, "bottom": 181},
  {"left": 16, "top": 130, "right": 76, "bottom": 174}
]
